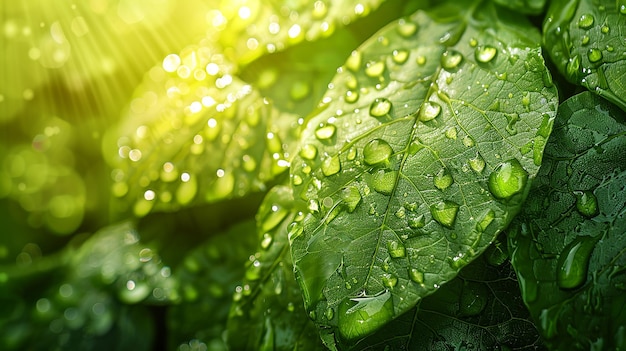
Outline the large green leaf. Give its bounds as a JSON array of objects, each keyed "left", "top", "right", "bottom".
[
  {"left": 105, "top": 41, "right": 298, "bottom": 217},
  {"left": 543, "top": 0, "right": 626, "bottom": 111},
  {"left": 355, "top": 236, "right": 545, "bottom": 350},
  {"left": 227, "top": 186, "right": 323, "bottom": 351},
  {"left": 288, "top": 1, "right": 558, "bottom": 345},
  {"left": 507, "top": 92, "right": 626, "bottom": 350},
  {"left": 492, "top": 0, "right": 547, "bottom": 15}
]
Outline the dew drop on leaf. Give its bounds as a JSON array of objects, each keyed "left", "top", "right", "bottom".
[
  {"left": 574, "top": 190, "right": 599, "bottom": 218},
  {"left": 475, "top": 45, "right": 497, "bottom": 63},
  {"left": 369, "top": 98, "right": 392, "bottom": 117},
  {"left": 556, "top": 235, "right": 598, "bottom": 290},
  {"left": 321, "top": 155, "right": 341, "bottom": 176},
  {"left": 370, "top": 170, "right": 397, "bottom": 195},
  {"left": 397, "top": 19, "right": 417, "bottom": 37},
  {"left": 387, "top": 240, "right": 406, "bottom": 258},
  {"left": 440, "top": 50, "right": 463, "bottom": 70},
  {"left": 469, "top": 155, "right": 485, "bottom": 173},
  {"left": 429, "top": 200, "right": 460, "bottom": 228},
  {"left": 346, "top": 50, "right": 362, "bottom": 72},
  {"left": 434, "top": 168, "right": 454, "bottom": 190},
  {"left": 577, "top": 14, "right": 595, "bottom": 29},
  {"left": 345, "top": 90, "right": 359, "bottom": 103},
  {"left": 338, "top": 290, "right": 394, "bottom": 341},
  {"left": 341, "top": 186, "right": 361, "bottom": 213},
  {"left": 363, "top": 139, "right": 394, "bottom": 166},
  {"left": 408, "top": 214, "right": 425, "bottom": 229},
  {"left": 325, "top": 307, "right": 334, "bottom": 320},
  {"left": 315, "top": 124, "right": 336, "bottom": 140},
  {"left": 365, "top": 60, "right": 385, "bottom": 77},
  {"left": 418, "top": 101, "right": 442, "bottom": 121},
  {"left": 382, "top": 273, "right": 398, "bottom": 288},
  {"left": 587, "top": 48, "right": 603, "bottom": 63},
  {"left": 392, "top": 49, "right": 409, "bottom": 64},
  {"left": 299, "top": 144, "right": 318, "bottom": 160},
  {"left": 488, "top": 159, "right": 528, "bottom": 200}
]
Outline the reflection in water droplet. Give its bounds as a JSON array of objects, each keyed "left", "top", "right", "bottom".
[
  {"left": 322, "top": 155, "right": 341, "bottom": 176},
  {"left": 434, "top": 168, "right": 453, "bottom": 190},
  {"left": 369, "top": 98, "right": 392, "bottom": 117},
  {"left": 418, "top": 101, "right": 442, "bottom": 121},
  {"left": 441, "top": 50, "right": 463, "bottom": 70},
  {"left": 430, "top": 201, "right": 459, "bottom": 228},
  {"left": 577, "top": 14, "right": 594, "bottom": 29},
  {"left": 488, "top": 159, "right": 528, "bottom": 200},
  {"left": 575, "top": 190, "right": 599, "bottom": 217},
  {"left": 557, "top": 235, "right": 598, "bottom": 290},
  {"left": 587, "top": 48, "right": 603, "bottom": 63},
  {"left": 363, "top": 139, "right": 393, "bottom": 166},
  {"left": 338, "top": 290, "right": 394, "bottom": 341},
  {"left": 387, "top": 240, "right": 406, "bottom": 258},
  {"left": 475, "top": 45, "right": 497, "bottom": 63},
  {"left": 315, "top": 124, "right": 336, "bottom": 140}
]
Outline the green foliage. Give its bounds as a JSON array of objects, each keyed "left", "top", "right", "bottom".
[
  {"left": 508, "top": 92, "right": 626, "bottom": 350},
  {"left": 2, "top": 0, "right": 626, "bottom": 350}
]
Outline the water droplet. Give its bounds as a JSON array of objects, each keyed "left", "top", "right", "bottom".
[
  {"left": 363, "top": 139, "right": 393, "bottom": 166},
  {"left": 322, "top": 155, "right": 341, "bottom": 176},
  {"left": 287, "top": 221, "right": 304, "bottom": 242},
  {"left": 434, "top": 168, "right": 453, "bottom": 190},
  {"left": 621, "top": 4, "right": 626, "bottom": 14},
  {"left": 409, "top": 268, "right": 424, "bottom": 284},
  {"left": 382, "top": 273, "right": 398, "bottom": 288},
  {"left": 601, "top": 24, "right": 609, "bottom": 34},
  {"left": 577, "top": 14, "right": 594, "bottom": 29},
  {"left": 369, "top": 98, "right": 392, "bottom": 117},
  {"left": 312, "top": 1, "right": 328, "bottom": 19},
  {"left": 345, "top": 90, "right": 359, "bottom": 103},
  {"left": 557, "top": 235, "right": 598, "bottom": 290},
  {"left": 341, "top": 186, "right": 361, "bottom": 212},
  {"left": 300, "top": 144, "right": 318, "bottom": 160},
  {"left": 505, "top": 113, "right": 519, "bottom": 135},
  {"left": 365, "top": 60, "right": 385, "bottom": 77},
  {"left": 347, "top": 147, "right": 357, "bottom": 161},
  {"left": 208, "top": 170, "right": 235, "bottom": 199},
  {"left": 397, "top": 19, "right": 417, "bottom": 37},
  {"left": 475, "top": 45, "right": 497, "bottom": 63},
  {"left": 488, "top": 159, "right": 528, "bottom": 200},
  {"left": 246, "top": 260, "right": 262, "bottom": 281},
  {"left": 119, "top": 280, "right": 150, "bottom": 304},
  {"left": 430, "top": 201, "right": 459, "bottom": 228},
  {"left": 575, "top": 190, "right": 599, "bottom": 218},
  {"left": 476, "top": 209, "right": 495, "bottom": 232},
  {"left": 418, "top": 101, "right": 442, "bottom": 121},
  {"left": 370, "top": 170, "right": 397, "bottom": 195},
  {"left": 261, "top": 233, "right": 273, "bottom": 250},
  {"left": 338, "top": 291, "right": 394, "bottom": 341},
  {"left": 587, "top": 48, "right": 603, "bottom": 63},
  {"left": 445, "top": 127, "right": 457, "bottom": 140},
  {"left": 387, "top": 240, "right": 406, "bottom": 258},
  {"left": 463, "top": 136, "right": 475, "bottom": 147},
  {"left": 346, "top": 50, "right": 362, "bottom": 72},
  {"left": 315, "top": 124, "right": 336, "bottom": 140},
  {"left": 408, "top": 214, "right": 425, "bottom": 229},
  {"left": 441, "top": 50, "right": 463, "bottom": 70},
  {"left": 581, "top": 35, "right": 590, "bottom": 45},
  {"left": 458, "top": 282, "right": 487, "bottom": 316},
  {"left": 392, "top": 50, "right": 409, "bottom": 64},
  {"left": 325, "top": 307, "right": 334, "bottom": 320},
  {"left": 469, "top": 155, "right": 485, "bottom": 173},
  {"left": 394, "top": 207, "right": 406, "bottom": 219}
]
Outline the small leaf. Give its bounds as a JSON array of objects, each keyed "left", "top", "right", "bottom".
[
  {"left": 227, "top": 186, "right": 323, "bottom": 351},
  {"left": 508, "top": 92, "right": 626, "bottom": 350},
  {"left": 289, "top": 1, "right": 558, "bottom": 345},
  {"left": 543, "top": 0, "right": 626, "bottom": 111}
]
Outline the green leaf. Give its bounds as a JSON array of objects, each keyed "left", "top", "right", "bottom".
[
  {"left": 543, "top": 0, "right": 626, "bottom": 111},
  {"left": 106, "top": 41, "right": 298, "bottom": 218},
  {"left": 491, "top": 0, "right": 547, "bottom": 15},
  {"left": 288, "top": 1, "right": 558, "bottom": 345},
  {"left": 354, "top": 237, "right": 545, "bottom": 350},
  {"left": 227, "top": 186, "right": 323, "bottom": 351},
  {"left": 206, "top": 0, "right": 389, "bottom": 65},
  {"left": 507, "top": 92, "right": 626, "bottom": 350},
  {"left": 167, "top": 220, "right": 258, "bottom": 350}
]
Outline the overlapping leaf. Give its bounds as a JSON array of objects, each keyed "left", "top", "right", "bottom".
[
  {"left": 507, "top": 92, "right": 626, "bottom": 350},
  {"left": 543, "top": 0, "right": 626, "bottom": 111},
  {"left": 288, "top": 1, "right": 558, "bottom": 345},
  {"left": 355, "top": 237, "right": 545, "bottom": 350},
  {"left": 227, "top": 186, "right": 323, "bottom": 351}
]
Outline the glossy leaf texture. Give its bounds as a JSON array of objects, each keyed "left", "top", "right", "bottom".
[
  {"left": 354, "top": 237, "right": 545, "bottom": 350},
  {"left": 227, "top": 186, "right": 323, "bottom": 351},
  {"left": 167, "top": 220, "right": 258, "bottom": 350},
  {"left": 288, "top": 0, "right": 558, "bottom": 345},
  {"left": 205, "top": 0, "right": 389, "bottom": 65},
  {"left": 507, "top": 92, "right": 626, "bottom": 350},
  {"left": 543, "top": 0, "right": 626, "bottom": 111},
  {"left": 492, "top": 0, "right": 547, "bottom": 15},
  {"left": 0, "top": 221, "right": 176, "bottom": 350},
  {"left": 105, "top": 40, "right": 299, "bottom": 218}
]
